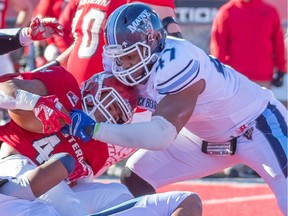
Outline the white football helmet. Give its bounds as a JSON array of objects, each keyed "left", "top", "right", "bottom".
[
  {"left": 104, "top": 3, "right": 166, "bottom": 86},
  {"left": 81, "top": 72, "right": 138, "bottom": 124}
]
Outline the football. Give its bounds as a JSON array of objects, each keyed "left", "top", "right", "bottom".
[{"left": 8, "top": 106, "right": 70, "bottom": 133}]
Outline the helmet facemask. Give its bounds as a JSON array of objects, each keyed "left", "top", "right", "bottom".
[
  {"left": 81, "top": 73, "right": 134, "bottom": 124},
  {"left": 104, "top": 3, "right": 166, "bottom": 86},
  {"left": 104, "top": 40, "right": 159, "bottom": 86}
]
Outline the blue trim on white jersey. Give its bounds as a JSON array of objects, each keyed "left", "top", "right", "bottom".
[
  {"left": 256, "top": 103, "right": 287, "bottom": 178},
  {"left": 157, "top": 59, "right": 200, "bottom": 94},
  {"left": 88, "top": 197, "right": 140, "bottom": 216}
]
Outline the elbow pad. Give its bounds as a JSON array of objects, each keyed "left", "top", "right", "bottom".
[{"left": 94, "top": 116, "right": 177, "bottom": 150}]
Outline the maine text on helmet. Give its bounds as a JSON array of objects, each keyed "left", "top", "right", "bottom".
[{"left": 127, "top": 10, "right": 151, "bottom": 33}]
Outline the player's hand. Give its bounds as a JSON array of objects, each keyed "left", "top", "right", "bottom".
[
  {"left": 33, "top": 95, "right": 71, "bottom": 134},
  {"left": 61, "top": 109, "right": 96, "bottom": 142},
  {"left": 27, "top": 17, "right": 64, "bottom": 41},
  {"left": 271, "top": 71, "right": 285, "bottom": 87},
  {"left": 67, "top": 160, "right": 93, "bottom": 182}
]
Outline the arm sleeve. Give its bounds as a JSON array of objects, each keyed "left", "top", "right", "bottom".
[
  {"left": 94, "top": 116, "right": 177, "bottom": 150},
  {"left": 0, "top": 28, "right": 22, "bottom": 55}
]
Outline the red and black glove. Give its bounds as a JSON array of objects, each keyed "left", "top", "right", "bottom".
[
  {"left": 27, "top": 17, "right": 64, "bottom": 41},
  {"left": 32, "top": 95, "right": 71, "bottom": 134}
]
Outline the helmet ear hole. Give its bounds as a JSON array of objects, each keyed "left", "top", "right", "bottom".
[{"left": 147, "top": 33, "right": 154, "bottom": 42}]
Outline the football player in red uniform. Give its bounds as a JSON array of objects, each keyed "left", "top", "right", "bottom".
[
  {"left": 0, "top": 66, "right": 135, "bottom": 215},
  {"left": 0, "top": 0, "right": 33, "bottom": 74},
  {"left": 0, "top": 66, "right": 202, "bottom": 216},
  {"left": 50, "top": 0, "right": 181, "bottom": 86}
]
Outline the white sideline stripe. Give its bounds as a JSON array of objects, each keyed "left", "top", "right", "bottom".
[{"left": 203, "top": 194, "right": 274, "bottom": 205}]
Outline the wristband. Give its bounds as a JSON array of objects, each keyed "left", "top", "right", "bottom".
[
  {"left": 15, "top": 89, "right": 40, "bottom": 110},
  {"left": 93, "top": 123, "right": 101, "bottom": 135},
  {"left": 50, "top": 153, "right": 76, "bottom": 175},
  {"left": 19, "top": 28, "right": 33, "bottom": 46}
]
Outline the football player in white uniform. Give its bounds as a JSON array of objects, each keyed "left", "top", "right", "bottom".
[{"left": 63, "top": 3, "right": 288, "bottom": 215}]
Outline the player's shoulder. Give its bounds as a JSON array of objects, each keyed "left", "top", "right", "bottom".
[
  {"left": 152, "top": 38, "right": 201, "bottom": 94},
  {"left": 158, "top": 37, "right": 196, "bottom": 68},
  {"left": 20, "top": 66, "right": 71, "bottom": 82}
]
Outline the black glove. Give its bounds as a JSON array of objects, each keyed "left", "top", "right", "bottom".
[{"left": 271, "top": 71, "right": 286, "bottom": 87}]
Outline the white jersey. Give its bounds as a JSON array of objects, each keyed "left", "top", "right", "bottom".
[
  {"left": 137, "top": 36, "right": 274, "bottom": 142},
  {"left": 0, "top": 193, "right": 60, "bottom": 216}
]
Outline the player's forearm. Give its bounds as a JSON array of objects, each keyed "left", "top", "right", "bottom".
[
  {"left": 94, "top": 116, "right": 177, "bottom": 150},
  {"left": 0, "top": 89, "right": 41, "bottom": 110},
  {"left": 0, "top": 81, "right": 41, "bottom": 110},
  {"left": 0, "top": 27, "right": 36, "bottom": 55}
]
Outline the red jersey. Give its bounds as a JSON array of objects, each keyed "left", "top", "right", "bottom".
[
  {"left": 0, "top": 0, "right": 8, "bottom": 28},
  {"left": 0, "top": 66, "right": 136, "bottom": 180},
  {"left": 66, "top": 0, "right": 127, "bottom": 86},
  {"left": 210, "top": 0, "right": 286, "bottom": 81},
  {"left": 55, "top": 0, "right": 80, "bottom": 53},
  {"left": 33, "top": 0, "right": 65, "bottom": 19}
]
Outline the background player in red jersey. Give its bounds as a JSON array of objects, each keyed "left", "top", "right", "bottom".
[
  {"left": 31, "top": 0, "right": 68, "bottom": 68},
  {"left": 0, "top": 0, "right": 33, "bottom": 75},
  {"left": 44, "top": 0, "right": 182, "bottom": 87},
  {"left": 53, "top": 0, "right": 79, "bottom": 54},
  {"left": 0, "top": 17, "right": 64, "bottom": 55}
]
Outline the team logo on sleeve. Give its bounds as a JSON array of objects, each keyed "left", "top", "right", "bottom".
[{"left": 67, "top": 91, "right": 79, "bottom": 107}]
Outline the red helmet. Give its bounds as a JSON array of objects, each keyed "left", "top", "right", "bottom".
[{"left": 81, "top": 72, "right": 138, "bottom": 124}]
